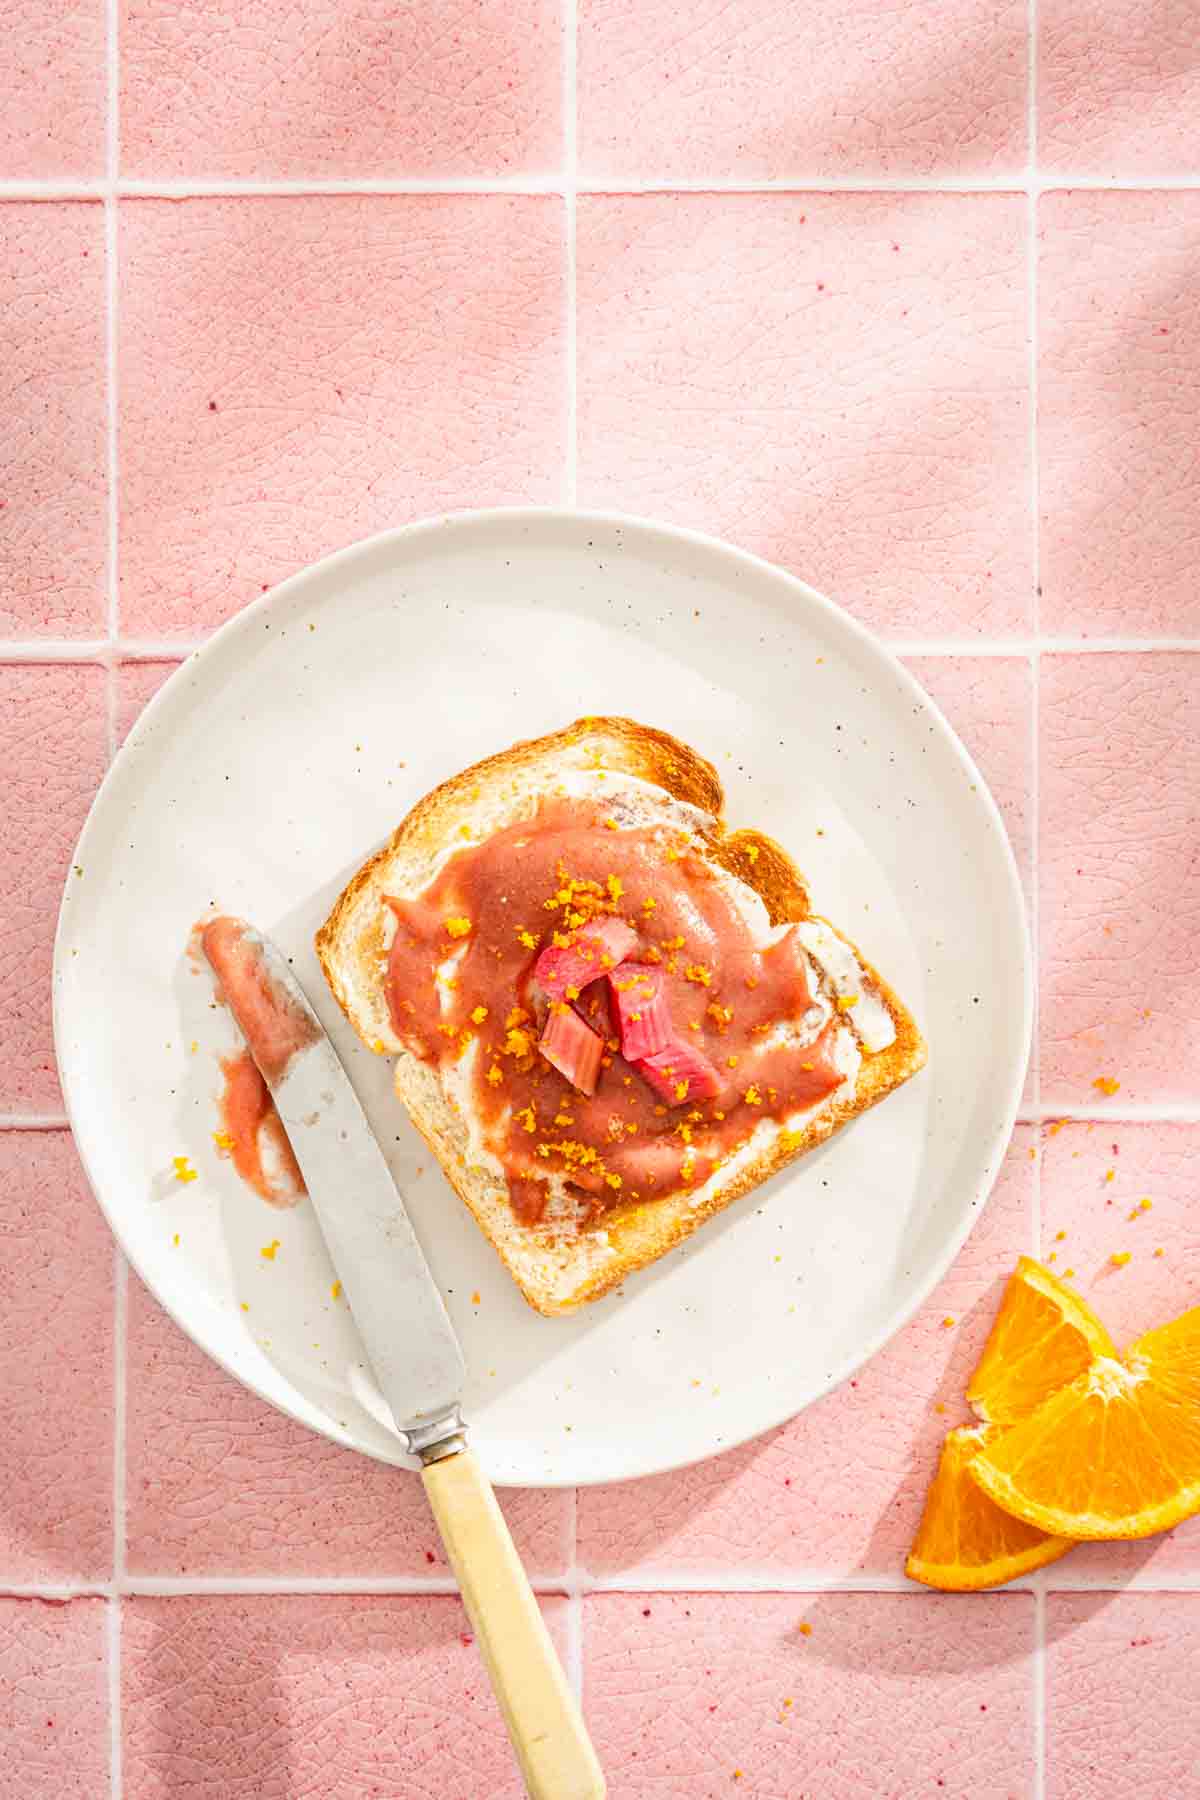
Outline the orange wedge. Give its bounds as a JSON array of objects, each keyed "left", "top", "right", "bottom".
[
  {"left": 966, "top": 1255, "right": 1116, "bottom": 1425},
  {"left": 905, "top": 1426, "right": 1073, "bottom": 1591},
  {"left": 970, "top": 1304, "right": 1200, "bottom": 1540}
]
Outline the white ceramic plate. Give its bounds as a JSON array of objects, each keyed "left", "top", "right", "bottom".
[{"left": 55, "top": 510, "right": 1030, "bottom": 1487}]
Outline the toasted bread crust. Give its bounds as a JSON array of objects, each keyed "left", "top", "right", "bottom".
[{"left": 316, "top": 718, "right": 926, "bottom": 1314}]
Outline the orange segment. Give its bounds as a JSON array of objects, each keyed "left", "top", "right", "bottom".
[
  {"left": 966, "top": 1255, "right": 1116, "bottom": 1425},
  {"left": 970, "top": 1305, "right": 1200, "bottom": 1540},
  {"left": 905, "top": 1426, "right": 1073, "bottom": 1591}
]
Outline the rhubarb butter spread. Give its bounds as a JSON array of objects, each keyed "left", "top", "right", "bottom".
[
  {"left": 216, "top": 1050, "right": 306, "bottom": 1207},
  {"left": 384, "top": 796, "right": 858, "bottom": 1226},
  {"left": 201, "top": 916, "right": 318, "bottom": 1207},
  {"left": 202, "top": 917, "right": 319, "bottom": 1084}
]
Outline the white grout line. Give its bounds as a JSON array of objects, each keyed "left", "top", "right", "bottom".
[
  {"left": 7, "top": 174, "right": 1200, "bottom": 201},
  {"left": 104, "top": 4, "right": 122, "bottom": 1789},
  {"left": 1021, "top": 1102, "right": 1200, "bottom": 1123},
  {"left": 576, "top": 173, "right": 1200, "bottom": 194},
  {"left": 0, "top": 633, "right": 1196, "bottom": 669},
  {"left": 6, "top": 1567, "right": 1200, "bottom": 1601},
  {"left": 118, "top": 175, "right": 566, "bottom": 197},
  {"left": 1028, "top": 0, "right": 1049, "bottom": 1776},
  {"left": 121, "top": 1573, "right": 572, "bottom": 1596},
  {"left": 582, "top": 1568, "right": 928, "bottom": 1593},
  {"left": 563, "top": 0, "right": 579, "bottom": 509},
  {"left": 1027, "top": 5, "right": 1043, "bottom": 1160},
  {"left": 0, "top": 1113, "right": 71, "bottom": 1129},
  {"left": 0, "top": 1582, "right": 115, "bottom": 1599}
]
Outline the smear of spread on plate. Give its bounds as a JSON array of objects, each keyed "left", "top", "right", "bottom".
[{"left": 197, "top": 915, "right": 316, "bottom": 1208}]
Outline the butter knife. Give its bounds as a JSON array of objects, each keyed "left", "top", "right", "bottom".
[{"left": 202, "top": 917, "right": 605, "bottom": 1800}]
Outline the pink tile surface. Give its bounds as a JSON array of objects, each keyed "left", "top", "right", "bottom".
[
  {"left": 0, "top": 3, "right": 104, "bottom": 178},
  {"left": 1040, "top": 192, "right": 1200, "bottom": 638},
  {"left": 0, "top": 664, "right": 107, "bottom": 1111},
  {"left": 1040, "top": 0, "right": 1200, "bottom": 174},
  {"left": 1046, "top": 1593, "right": 1200, "bottom": 1800},
  {"left": 115, "top": 660, "right": 178, "bottom": 744},
  {"left": 584, "top": 1591, "right": 1035, "bottom": 1797},
  {"left": 577, "top": 193, "right": 1031, "bottom": 639},
  {"left": 579, "top": 0, "right": 1026, "bottom": 179},
  {"left": 123, "top": 1593, "right": 568, "bottom": 1798},
  {"left": 1038, "top": 1119, "right": 1200, "bottom": 1578},
  {"left": 0, "top": 1133, "right": 113, "bottom": 1583},
  {"left": 0, "top": 204, "right": 106, "bottom": 638},
  {"left": 118, "top": 196, "right": 565, "bottom": 637},
  {"left": 578, "top": 1129, "right": 1033, "bottom": 1578},
  {"left": 0, "top": 1598, "right": 108, "bottom": 1796},
  {"left": 1039, "top": 653, "right": 1200, "bottom": 1105},
  {"left": 120, "top": 0, "right": 561, "bottom": 179},
  {"left": 126, "top": 1275, "right": 570, "bottom": 1577}
]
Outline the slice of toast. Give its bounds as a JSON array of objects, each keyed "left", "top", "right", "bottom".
[{"left": 316, "top": 718, "right": 926, "bottom": 1314}]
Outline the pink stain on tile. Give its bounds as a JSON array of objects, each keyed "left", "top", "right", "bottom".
[
  {"left": 585, "top": 1591, "right": 1034, "bottom": 1797},
  {"left": 577, "top": 193, "right": 1031, "bottom": 639},
  {"left": 118, "top": 196, "right": 565, "bottom": 638},
  {"left": 580, "top": 0, "right": 1026, "bottom": 179},
  {"left": 1046, "top": 1593, "right": 1200, "bottom": 1800},
  {"left": 1038, "top": 1119, "right": 1200, "bottom": 1578},
  {"left": 125, "top": 1275, "right": 570, "bottom": 1577},
  {"left": 1040, "top": 0, "right": 1200, "bottom": 174},
  {"left": 123, "top": 1593, "right": 566, "bottom": 1798},
  {"left": 120, "top": 0, "right": 561, "bottom": 179},
  {"left": 1040, "top": 653, "right": 1200, "bottom": 1105},
  {"left": 0, "top": 2, "right": 104, "bottom": 177},
  {"left": 1040, "top": 192, "right": 1200, "bottom": 637},
  {"left": 0, "top": 1134, "right": 113, "bottom": 1582},
  {"left": 0, "top": 1598, "right": 108, "bottom": 1796},
  {"left": 0, "top": 204, "right": 106, "bottom": 637},
  {"left": 0, "top": 665, "right": 108, "bottom": 1111},
  {"left": 578, "top": 1129, "right": 1033, "bottom": 1578},
  {"left": 116, "top": 661, "right": 180, "bottom": 746}
]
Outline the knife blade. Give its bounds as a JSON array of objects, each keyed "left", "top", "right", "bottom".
[{"left": 200, "top": 915, "right": 466, "bottom": 1455}]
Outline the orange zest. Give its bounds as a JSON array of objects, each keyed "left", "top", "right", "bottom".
[
  {"left": 966, "top": 1255, "right": 1116, "bottom": 1426},
  {"left": 969, "top": 1304, "right": 1200, "bottom": 1541},
  {"left": 905, "top": 1426, "right": 1072, "bottom": 1591}
]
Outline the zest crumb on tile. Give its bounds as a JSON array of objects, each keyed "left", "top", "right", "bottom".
[{"left": 260, "top": 1240, "right": 281, "bottom": 1260}]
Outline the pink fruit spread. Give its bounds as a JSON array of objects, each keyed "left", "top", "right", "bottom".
[
  {"left": 383, "top": 797, "right": 845, "bottom": 1226},
  {"left": 201, "top": 916, "right": 318, "bottom": 1207}
]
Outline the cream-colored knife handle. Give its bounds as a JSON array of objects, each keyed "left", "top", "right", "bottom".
[{"left": 422, "top": 1448, "right": 605, "bottom": 1800}]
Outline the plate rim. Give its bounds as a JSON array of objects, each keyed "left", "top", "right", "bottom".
[{"left": 53, "top": 504, "right": 1033, "bottom": 1486}]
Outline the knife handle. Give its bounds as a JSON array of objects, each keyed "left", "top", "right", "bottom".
[{"left": 421, "top": 1448, "right": 606, "bottom": 1800}]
